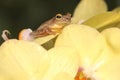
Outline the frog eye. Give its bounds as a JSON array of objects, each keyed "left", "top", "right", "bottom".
[{"left": 56, "top": 14, "right": 62, "bottom": 20}]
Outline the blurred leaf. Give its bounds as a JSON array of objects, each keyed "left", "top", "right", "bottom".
[
  {"left": 34, "top": 35, "right": 58, "bottom": 45},
  {"left": 41, "top": 36, "right": 57, "bottom": 50},
  {"left": 33, "top": 35, "right": 58, "bottom": 50},
  {"left": 83, "top": 12, "right": 120, "bottom": 30},
  {"left": 112, "top": 7, "right": 120, "bottom": 12}
]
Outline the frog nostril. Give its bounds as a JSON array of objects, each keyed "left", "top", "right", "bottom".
[{"left": 66, "top": 17, "right": 70, "bottom": 20}]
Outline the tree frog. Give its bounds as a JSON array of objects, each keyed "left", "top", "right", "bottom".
[
  {"left": 30, "top": 13, "right": 71, "bottom": 38},
  {"left": 1, "top": 13, "right": 71, "bottom": 41}
]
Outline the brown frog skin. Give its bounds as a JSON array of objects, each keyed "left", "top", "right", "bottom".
[{"left": 30, "top": 13, "right": 71, "bottom": 38}]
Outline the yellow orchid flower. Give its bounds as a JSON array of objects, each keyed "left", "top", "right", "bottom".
[
  {"left": 0, "top": 40, "right": 80, "bottom": 80},
  {"left": 1, "top": 0, "right": 120, "bottom": 80},
  {"left": 55, "top": 24, "right": 120, "bottom": 80},
  {"left": 1, "top": 24, "right": 120, "bottom": 80}
]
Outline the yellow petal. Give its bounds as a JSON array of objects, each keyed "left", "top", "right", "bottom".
[
  {"left": 94, "top": 55, "right": 120, "bottom": 80},
  {"left": 42, "top": 47, "right": 80, "bottom": 80},
  {"left": 53, "top": 72, "right": 74, "bottom": 80},
  {"left": 101, "top": 28, "right": 120, "bottom": 53},
  {"left": 0, "top": 39, "right": 49, "bottom": 80},
  {"left": 55, "top": 24, "right": 105, "bottom": 67},
  {"left": 93, "top": 47, "right": 120, "bottom": 80},
  {"left": 72, "top": 0, "right": 107, "bottom": 23},
  {"left": 85, "top": 28, "right": 120, "bottom": 80}
]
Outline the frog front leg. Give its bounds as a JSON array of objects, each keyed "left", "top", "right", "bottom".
[
  {"left": 45, "top": 27, "right": 57, "bottom": 35},
  {"left": 29, "top": 27, "right": 55, "bottom": 38}
]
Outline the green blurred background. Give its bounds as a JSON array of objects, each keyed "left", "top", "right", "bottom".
[{"left": 0, "top": 0, "right": 119, "bottom": 44}]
